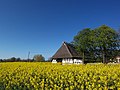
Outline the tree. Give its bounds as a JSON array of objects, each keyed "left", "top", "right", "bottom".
[
  {"left": 72, "top": 25, "right": 120, "bottom": 64},
  {"left": 16, "top": 58, "right": 21, "bottom": 61},
  {"left": 10, "top": 57, "right": 16, "bottom": 62},
  {"left": 72, "top": 28, "right": 92, "bottom": 64},
  {"left": 33, "top": 54, "right": 45, "bottom": 62},
  {"left": 93, "top": 25, "right": 120, "bottom": 63}
]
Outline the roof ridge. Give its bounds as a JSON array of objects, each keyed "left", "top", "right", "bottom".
[{"left": 63, "top": 42, "right": 73, "bottom": 57}]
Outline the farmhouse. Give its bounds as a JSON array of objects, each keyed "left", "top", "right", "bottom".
[
  {"left": 52, "top": 42, "right": 83, "bottom": 64},
  {"left": 116, "top": 55, "right": 120, "bottom": 63}
]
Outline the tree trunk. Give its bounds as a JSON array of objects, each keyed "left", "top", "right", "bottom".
[
  {"left": 103, "top": 52, "right": 105, "bottom": 64},
  {"left": 82, "top": 52, "right": 85, "bottom": 64},
  {"left": 103, "top": 51, "right": 107, "bottom": 64}
]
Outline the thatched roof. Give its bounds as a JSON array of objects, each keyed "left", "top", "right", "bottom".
[{"left": 52, "top": 42, "right": 82, "bottom": 59}]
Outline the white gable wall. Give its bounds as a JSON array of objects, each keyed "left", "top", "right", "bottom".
[{"left": 116, "top": 57, "right": 120, "bottom": 63}]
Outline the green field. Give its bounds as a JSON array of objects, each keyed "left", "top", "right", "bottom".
[{"left": 0, "top": 62, "right": 120, "bottom": 90}]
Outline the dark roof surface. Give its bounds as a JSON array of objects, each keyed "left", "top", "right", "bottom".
[{"left": 52, "top": 42, "right": 81, "bottom": 59}]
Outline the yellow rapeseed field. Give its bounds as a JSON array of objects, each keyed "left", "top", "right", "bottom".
[{"left": 0, "top": 62, "right": 120, "bottom": 90}]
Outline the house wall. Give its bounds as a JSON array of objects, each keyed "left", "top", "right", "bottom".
[
  {"left": 62, "top": 59, "right": 73, "bottom": 64},
  {"left": 52, "top": 58, "right": 83, "bottom": 64},
  {"left": 52, "top": 59, "right": 57, "bottom": 63},
  {"left": 116, "top": 57, "right": 120, "bottom": 63},
  {"left": 73, "top": 59, "right": 83, "bottom": 64}
]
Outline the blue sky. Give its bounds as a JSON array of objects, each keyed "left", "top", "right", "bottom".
[{"left": 0, "top": 0, "right": 120, "bottom": 59}]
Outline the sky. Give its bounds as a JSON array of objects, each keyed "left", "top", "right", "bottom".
[{"left": 0, "top": 0, "right": 120, "bottom": 60}]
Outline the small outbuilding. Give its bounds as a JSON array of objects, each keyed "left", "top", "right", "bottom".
[
  {"left": 52, "top": 42, "right": 83, "bottom": 64},
  {"left": 116, "top": 55, "right": 120, "bottom": 63}
]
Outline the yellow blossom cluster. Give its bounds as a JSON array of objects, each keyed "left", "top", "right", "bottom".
[{"left": 0, "top": 62, "right": 120, "bottom": 90}]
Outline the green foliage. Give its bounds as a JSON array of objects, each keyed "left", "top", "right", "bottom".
[
  {"left": 10, "top": 57, "right": 16, "bottom": 61},
  {"left": 72, "top": 28, "right": 92, "bottom": 63},
  {"left": 4, "top": 57, "right": 22, "bottom": 62},
  {"left": 93, "top": 25, "right": 120, "bottom": 63},
  {"left": 72, "top": 25, "right": 120, "bottom": 63},
  {"left": 33, "top": 54, "right": 45, "bottom": 62},
  {"left": 0, "top": 62, "right": 120, "bottom": 89}
]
